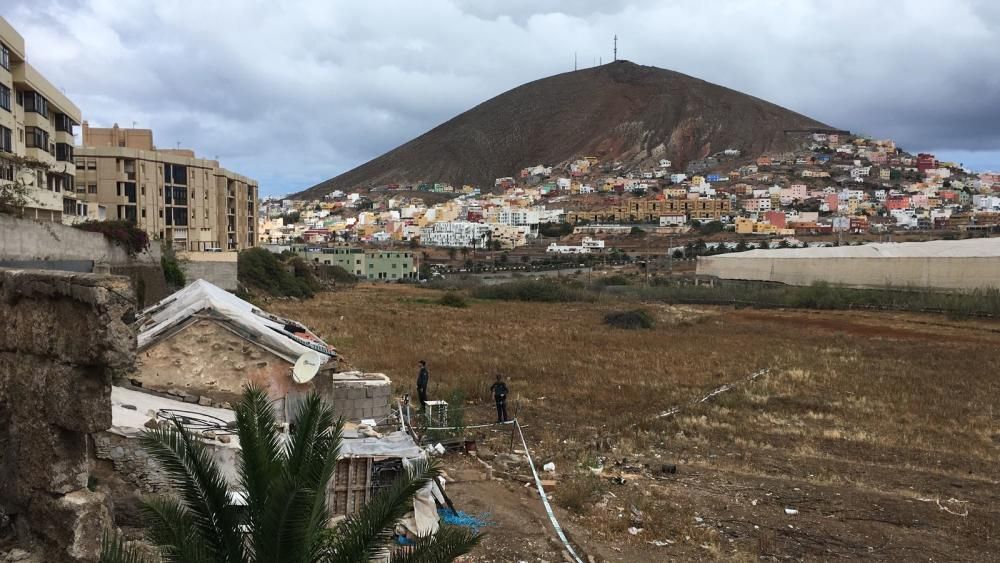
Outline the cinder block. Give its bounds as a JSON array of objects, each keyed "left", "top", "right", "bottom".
[
  {"left": 365, "top": 387, "right": 374, "bottom": 398},
  {"left": 347, "top": 387, "right": 366, "bottom": 400}
]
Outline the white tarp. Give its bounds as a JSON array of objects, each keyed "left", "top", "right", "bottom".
[
  {"left": 135, "top": 279, "right": 333, "bottom": 364},
  {"left": 338, "top": 430, "right": 425, "bottom": 459}
]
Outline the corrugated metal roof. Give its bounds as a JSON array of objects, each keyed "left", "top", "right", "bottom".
[{"left": 711, "top": 238, "right": 1000, "bottom": 259}]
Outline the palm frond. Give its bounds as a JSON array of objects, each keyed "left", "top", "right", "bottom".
[
  {"left": 139, "top": 418, "right": 244, "bottom": 562},
  {"left": 390, "top": 525, "right": 482, "bottom": 563},
  {"left": 99, "top": 530, "right": 157, "bottom": 563},
  {"left": 140, "top": 496, "right": 215, "bottom": 562},
  {"left": 235, "top": 383, "right": 284, "bottom": 557},
  {"left": 323, "top": 458, "right": 440, "bottom": 563},
  {"left": 252, "top": 391, "right": 342, "bottom": 563}
]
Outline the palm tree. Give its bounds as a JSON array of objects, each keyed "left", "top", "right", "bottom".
[{"left": 100, "top": 386, "right": 480, "bottom": 563}]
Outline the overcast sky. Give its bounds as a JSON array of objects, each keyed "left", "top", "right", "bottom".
[{"left": 8, "top": 0, "right": 1000, "bottom": 195}]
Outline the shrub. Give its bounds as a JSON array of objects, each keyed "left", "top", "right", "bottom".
[
  {"left": 471, "top": 280, "right": 594, "bottom": 302},
  {"left": 439, "top": 291, "right": 468, "bottom": 308},
  {"left": 629, "top": 226, "right": 646, "bottom": 236},
  {"left": 603, "top": 309, "right": 655, "bottom": 329},
  {"left": 160, "top": 244, "right": 186, "bottom": 289},
  {"left": 238, "top": 248, "right": 317, "bottom": 298},
  {"left": 74, "top": 220, "right": 149, "bottom": 256},
  {"left": 556, "top": 475, "right": 605, "bottom": 515},
  {"left": 538, "top": 221, "right": 574, "bottom": 238}
]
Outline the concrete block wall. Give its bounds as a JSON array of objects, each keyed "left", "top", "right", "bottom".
[
  {"left": 179, "top": 256, "right": 238, "bottom": 291},
  {"left": 331, "top": 381, "right": 393, "bottom": 421}
]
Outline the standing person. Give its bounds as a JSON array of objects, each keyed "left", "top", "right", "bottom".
[
  {"left": 490, "top": 374, "right": 509, "bottom": 423},
  {"left": 416, "top": 360, "right": 429, "bottom": 411}
]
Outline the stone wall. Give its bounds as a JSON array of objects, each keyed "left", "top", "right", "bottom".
[
  {"left": 0, "top": 268, "right": 135, "bottom": 562},
  {"left": 0, "top": 215, "right": 168, "bottom": 307}
]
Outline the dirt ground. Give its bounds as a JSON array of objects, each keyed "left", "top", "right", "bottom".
[{"left": 271, "top": 286, "right": 1000, "bottom": 561}]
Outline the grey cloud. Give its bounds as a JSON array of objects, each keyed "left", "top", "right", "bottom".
[{"left": 8, "top": 0, "right": 1000, "bottom": 195}]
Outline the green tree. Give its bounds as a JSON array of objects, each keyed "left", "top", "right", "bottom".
[
  {"left": 447, "top": 247, "right": 458, "bottom": 261},
  {"left": 100, "top": 386, "right": 480, "bottom": 563}
]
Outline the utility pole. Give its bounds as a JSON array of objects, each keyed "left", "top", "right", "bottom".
[
  {"left": 614, "top": 34, "right": 618, "bottom": 61},
  {"left": 574, "top": 52, "right": 577, "bottom": 71}
]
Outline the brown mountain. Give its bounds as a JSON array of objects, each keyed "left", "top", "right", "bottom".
[{"left": 293, "top": 60, "right": 835, "bottom": 199}]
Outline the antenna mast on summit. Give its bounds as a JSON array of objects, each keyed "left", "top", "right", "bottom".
[{"left": 614, "top": 34, "right": 618, "bottom": 61}]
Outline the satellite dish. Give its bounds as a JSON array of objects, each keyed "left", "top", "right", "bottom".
[
  {"left": 17, "top": 168, "right": 35, "bottom": 186},
  {"left": 292, "top": 350, "right": 322, "bottom": 384}
]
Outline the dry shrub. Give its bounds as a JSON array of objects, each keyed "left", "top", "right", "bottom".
[
  {"left": 438, "top": 291, "right": 468, "bottom": 308},
  {"left": 603, "top": 309, "right": 655, "bottom": 330},
  {"left": 555, "top": 474, "right": 605, "bottom": 514}
]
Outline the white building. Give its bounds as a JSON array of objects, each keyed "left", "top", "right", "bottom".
[
  {"left": 659, "top": 214, "right": 687, "bottom": 227},
  {"left": 546, "top": 237, "right": 606, "bottom": 254},
  {"left": 419, "top": 221, "right": 491, "bottom": 248}
]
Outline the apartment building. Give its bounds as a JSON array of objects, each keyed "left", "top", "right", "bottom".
[
  {"left": 300, "top": 246, "right": 417, "bottom": 281},
  {"left": 566, "top": 197, "right": 733, "bottom": 224},
  {"left": 75, "top": 123, "right": 258, "bottom": 251},
  {"left": 0, "top": 17, "right": 85, "bottom": 223},
  {"left": 419, "top": 220, "right": 491, "bottom": 248}
]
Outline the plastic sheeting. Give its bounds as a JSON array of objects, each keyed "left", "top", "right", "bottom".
[
  {"left": 135, "top": 279, "right": 334, "bottom": 364},
  {"left": 338, "top": 430, "right": 425, "bottom": 459}
]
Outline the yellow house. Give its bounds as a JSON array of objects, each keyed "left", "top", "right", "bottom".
[
  {"left": 691, "top": 176, "right": 706, "bottom": 186},
  {"left": 753, "top": 222, "right": 779, "bottom": 234},
  {"left": 735, "top": 217, "right": 755, "bottom": 234}
]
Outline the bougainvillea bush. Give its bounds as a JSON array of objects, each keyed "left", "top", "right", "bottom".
[{"left": 74, "top": 220, "right": 150, "bottom": 256}]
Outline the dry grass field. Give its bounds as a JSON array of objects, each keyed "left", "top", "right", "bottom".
[{"left": 271, "top": 285, "right": 1000, "bottom": 561}]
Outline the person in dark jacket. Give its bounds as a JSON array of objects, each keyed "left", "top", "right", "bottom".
[
  {"left": 416, "top": 360, "right": 429, "bottom": 411},
  {"left": 489, "top": 374, "right": 509, "bottom": 423}
]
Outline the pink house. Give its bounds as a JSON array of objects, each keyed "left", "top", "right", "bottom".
[
  {"left": 886, "top": 195, "right": 911, "bottom": 210},
  {"left": 765, "top": 211, "right": 787, "bottom": 228},
  {"left": 824, "top": 194, "right": 839, "bottom": 212}
]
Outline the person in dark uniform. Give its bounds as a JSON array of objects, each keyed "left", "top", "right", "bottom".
[
  {"left": 490, "top": 374, "right": 509, "bottom": 423},
  {"left": 416, "top": 360, "right": 429, "bottom": 411}
]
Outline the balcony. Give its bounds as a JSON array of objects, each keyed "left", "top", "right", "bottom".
[
  {"left": 24, "top": 146, "right": 54, "bottom": 165},
  {"left": 22, "top": 111, "right": 49, "bottom": 130}
]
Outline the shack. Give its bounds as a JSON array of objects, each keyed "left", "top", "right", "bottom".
[
  {"left": 97, "top": 386, "right": 439, "bottom": 537},
  {"left": 133, "top": 280, "right": 392, "bottom": 421}
]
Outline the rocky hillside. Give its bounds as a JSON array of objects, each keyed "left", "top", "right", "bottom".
[{"left": 294, "top": 60, "right": 835, "bottom": 199}]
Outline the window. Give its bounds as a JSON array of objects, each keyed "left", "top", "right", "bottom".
[
  {"left": 163, "top": 163, "right": 188, "bottom": 185},
  {"left": 55, "top": 113, "right": 75, "bottom": 134},
  {"left": 87, "top": 160, "right": 96, "bottom": 170},
  {"left": 25, "top": 126, "right": 48, "bottom": 149},
  {"left": 56, "top": 143, "right": 73, "bottom": 162},
  {"left": 88, "top": 184, "right": 96, "bottom": 194},
  {"left": 173, "top": 208, "right": 188, "bottom": 226},
  {"left": 0, "top": 163, "right": 12, "bottom": 181},
  {"left": 23, "top": 91, "right": 48, "bottom": 117},
  {"left": 123, "top": 182, "right": 136, "bottom": 203},
  {"left": 0, "top": 84, "right": 9, "bottom": 112},
  {"left": 173, "top": 187, "right": 187, "bottom": 206},
  {"left": 163, "top": 186, "right": 172, "bottom": 204},
  {"left": 0, "top": 126, "right": 11, "bottom": 153},
  {"left": 0, "top": 42, "right": 9, "bottom": 70}
]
